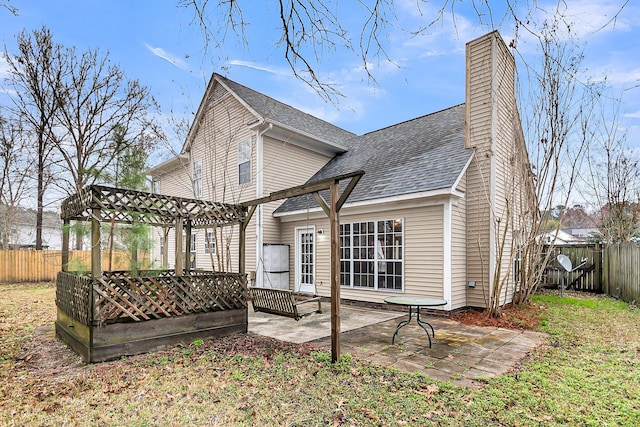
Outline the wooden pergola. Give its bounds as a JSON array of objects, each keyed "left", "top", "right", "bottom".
[
  {"left": 56, "top": 170, "right": 362, "bottom": 363},
  {"left": 56, "top": 185, "right": 249, "bottom": 362},
  {"left": 242, "top": 170, "right": 364, "bottom": 363}
]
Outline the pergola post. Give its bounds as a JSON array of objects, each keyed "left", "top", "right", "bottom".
[
  {"left": 185, "top": 221, "right": 192, "bottom": 273},
  {"left": 175, "top": 217, "right": 183, "bottom": 276},
  {"left": 91, "top": 208, "right": 102, "bottom": 278},
  {"left": 329, "top": 181, "right": 341, "bottom": 363},
  {"left": 61, "top": 219, "right": 70, "bottom": 272},
  {"left": 162, "top": 227, "right": 169, "bottom": 268}
]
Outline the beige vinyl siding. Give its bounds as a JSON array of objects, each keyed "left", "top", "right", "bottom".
[
  {"left": 191, "top": 85, "right": 258, "bottom": 272},
  {"left": 151, "top": 82, "right": 259, "bottom": 273},
  {"left": 492, "top": 37, "right": 518, "bottom": 305},
  {"left": 465, "top": 33, "right": 494, "bottom": 308},
  {"left": 261, "top": 135, "right": 333, "bottom": 245},
  {"left": 450, "top": 176, "right": 467, "bottom": 310},
  {"left": 465, "top": 31, "right": 528, "bottom": 308},
  {"left": 151, "top": 162, "right": 191, "bottom": 199},
  {"left": 281, "top": 204, "right": 445, "bottom": 306}
]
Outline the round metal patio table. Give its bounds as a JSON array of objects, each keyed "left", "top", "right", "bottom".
[{"left": 384, "top": 296, "right": 447, "bottom": 347}]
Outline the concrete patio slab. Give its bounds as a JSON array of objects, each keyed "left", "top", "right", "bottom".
[{"left": 249, "top": 304, "right": 548, "bottom": 388}]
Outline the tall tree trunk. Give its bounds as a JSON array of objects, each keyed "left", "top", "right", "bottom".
[{"left": 36, "top": 135, "right": 45, "bottom": 250}]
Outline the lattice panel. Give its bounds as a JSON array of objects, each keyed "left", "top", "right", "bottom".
[
  {"left": 56, "top": 271, "right": 93, "bottom": 326},
  {"left": 61, "top": 185, "right": 246, "bottom": 228},
  {"left": 93, "top": 273, "right": 248, "bottom": 323}
]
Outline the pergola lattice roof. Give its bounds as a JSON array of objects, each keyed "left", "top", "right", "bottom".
[{"left": 60, "top": 185, "right": 246, "bottom": 228}]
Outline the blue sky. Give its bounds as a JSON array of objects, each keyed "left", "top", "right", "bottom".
[{"left": 2, "top": 0, "right": 640, "bottom": 156}]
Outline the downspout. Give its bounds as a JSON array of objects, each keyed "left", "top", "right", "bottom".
[
  {"left": 443, "top": 200, "right": 453, "bottom": 311},
  {"left": 255, "top": 123, "right": 272, "bottom": 287}
]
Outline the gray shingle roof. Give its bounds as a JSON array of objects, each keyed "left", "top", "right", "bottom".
[
  {"left": 275, "top": 104, "right": 471, "bottom": 213},
  {"left": 218, "top": 74, "right": 356, "bottom": 146}
]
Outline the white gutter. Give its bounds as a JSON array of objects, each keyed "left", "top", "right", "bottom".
[
  {"left": 274, "top": 186, "right": 465, "bottom": 219},
  {"left": 255, "top": 123, "right": 272, "bottom": 287}
]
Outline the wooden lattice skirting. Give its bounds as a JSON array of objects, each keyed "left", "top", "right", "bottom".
[{"left": 56, "top": 270, "right": 248, "bottom": 362}]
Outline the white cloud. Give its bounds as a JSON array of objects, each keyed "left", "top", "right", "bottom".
[
  {"left": 144, "top": 44, "right": 191, "bottom": 72},
  {"left": 227, "top": 60, "right": 290, "bottom": 77},
  {"left": 0, "top": 54, "right": 18, "bottom": 97}
]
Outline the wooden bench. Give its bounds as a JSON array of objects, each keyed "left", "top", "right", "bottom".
[{"left": 250, "top": 287, "right": 322, "bottom": 320}]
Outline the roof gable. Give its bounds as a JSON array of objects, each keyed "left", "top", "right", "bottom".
[
  {"left": 217, "top": 75, "right": 355, "bottom": 146},
  {"left": 182, "top": 73, "right": 355, "bottom": 154}
]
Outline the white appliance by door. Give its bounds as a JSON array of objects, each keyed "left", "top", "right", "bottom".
[
  {"left": 295, "top": 227, "right": 316, "bottom": 294},
  {"left": 262, "top": 244, "right": 289, "bottom": 290}
]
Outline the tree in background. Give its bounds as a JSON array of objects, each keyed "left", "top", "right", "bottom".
[
  {"left": 2, "top": 26, "right": 164, "bottom": 250},
  {"left": 0, "top": 111, "right": 33, "bottom": 248},
  {"left": 3, "top": 27, "right": 64, "bottom": 250},
  {"left": 103, "top": 124, "right": 153, "bottom": 271},
  {"left": 581, "top": 95, "right": 640, "bottom": 243}
]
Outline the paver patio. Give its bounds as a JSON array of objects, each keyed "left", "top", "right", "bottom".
[{"left": 249, "top": 304, "right": 547, "bottom": 388}]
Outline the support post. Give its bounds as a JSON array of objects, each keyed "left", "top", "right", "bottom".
[
  {"left": 162, "top": 227, "right": 169, "bottom": 269},
  {"left": 61, "top": 219, "right": 70, "bottom": 272},
  {"left": 329, "top": 182, "right": 341, "bottom": 363},
  {"left": 185, "top": 221, "right": 192, "bottom": 273},
  {"left": 91, "top": 209, "right": 102, "bottom": 278},
  {"left": 238, "top": 218, "right": 249, "bottom": 274},
  {"left": 131, "top": 220, "right": 139, "bottom": 276},
  {"left": 175, "top": 218, "right": 183, "bottom": 276}
]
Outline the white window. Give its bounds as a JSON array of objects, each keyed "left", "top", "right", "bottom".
[
  {"left": 340, "top": 219, "right": 404, "bottom": 291},
  {"left": 238, "top": 138, "right": 251, "bottom": 185},
  {"left": 152, "top": 177, "right": 160, "bottom": 194},
  {"left": 204, "top": 230, "right": 216, "bottom": 255},
  {"left": 192, "top": 160, "right": 202, "bottom": 197}
]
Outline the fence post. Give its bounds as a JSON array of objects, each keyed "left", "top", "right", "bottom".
[{"left": 594, "top": 242, "right": 601, "bottom": 292}]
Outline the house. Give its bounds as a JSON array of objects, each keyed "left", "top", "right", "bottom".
[
  {"left": 543, "top": 229, "right": 581, "bottom": 246},
  {"left": 148, "top": 31, "right": 533, "bottom": 312},
  {"left": 0, "top": 204, "right": 62, "bottom": 250}
]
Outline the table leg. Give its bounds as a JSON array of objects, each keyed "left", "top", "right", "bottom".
[
  {"left": 391, "top": 306, "right": 434, "bottom": 348},
  {"left": 391, "top": 305, "right": 412, "bottom": 344},
  {"left": 415, "top": 307, "right": 434, "bottom": 348}
]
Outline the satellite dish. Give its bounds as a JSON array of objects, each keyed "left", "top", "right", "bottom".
[{"left": 557, "top": 254, "right": 572, "bottom": 272}]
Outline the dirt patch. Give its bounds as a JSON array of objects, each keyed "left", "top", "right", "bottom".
[{"left": 450, "top": 303, "right": 544, "bottom": 330}]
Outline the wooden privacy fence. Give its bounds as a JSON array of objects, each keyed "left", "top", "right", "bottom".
[
  {"left": 543, "top": 244, "right": 603, "bottom": 293},
  {"left": 543, "top": 243, "right": 640, "bottom": 304},
  {"left": 0, "top": 250, "right": 150, "bottom": 283},
  {"left": 603, "top": 243, "right": 640, "bottom": 303}
]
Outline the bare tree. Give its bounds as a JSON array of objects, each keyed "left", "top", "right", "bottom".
[
  {"left": 509, "top": 17, "right": 601, "bottom": 309},
  {"left": 3, "top": 27, "right": 64, "bottom": 250},
  {"left": 48, "top": 43, "right": 163, "bottom": 249},
  {"left": 1, "top": 0, "right": 17, "bottom": 16},
  {"left": 179, "top": 1, "right": 630, "bottom": 102},
  {"left": 0, "top": 111, "right": 33, "bottom": 248},
  {"left": 583, "top": 101, "right": 640, "bottom": 243}
]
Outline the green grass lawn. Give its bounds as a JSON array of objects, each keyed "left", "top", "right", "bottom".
[{"left": 1, "top": 283, "right": 638, "bottom": 426}]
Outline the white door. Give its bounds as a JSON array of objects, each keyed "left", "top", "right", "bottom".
[{"left": 295, "top": 227, "right": 316, "bottom": 294}]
